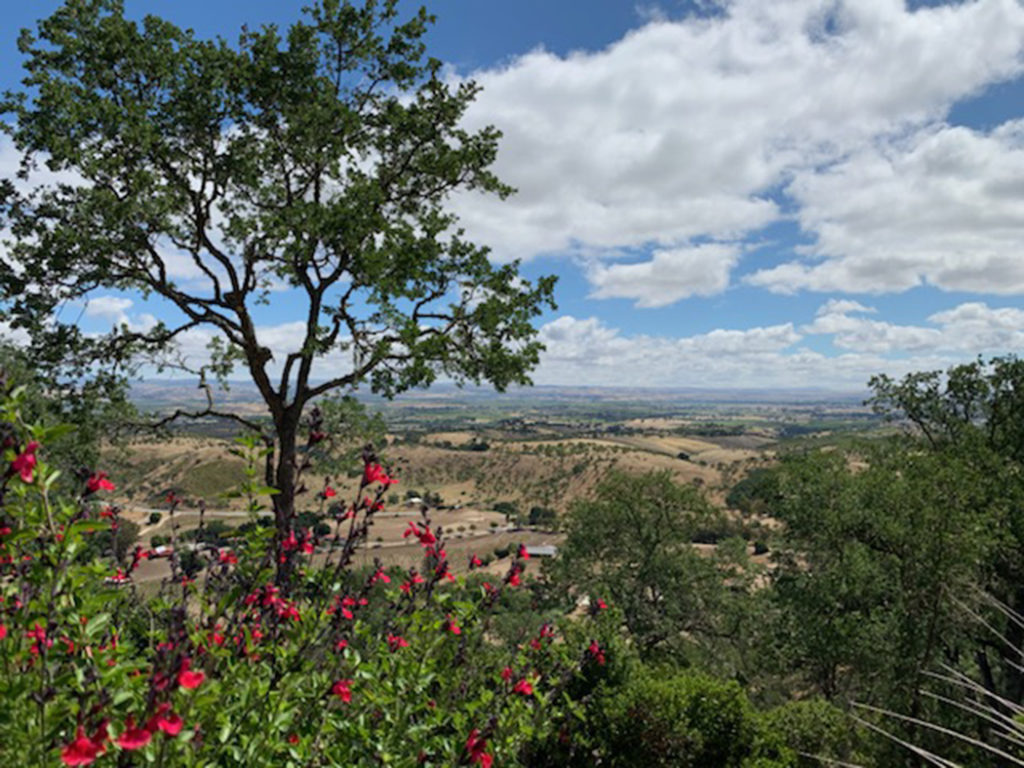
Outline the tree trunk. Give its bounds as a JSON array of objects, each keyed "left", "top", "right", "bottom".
[{"left": 271, "top": 408, "right": 302, "bottom": 585}]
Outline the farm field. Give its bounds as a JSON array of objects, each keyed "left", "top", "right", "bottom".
[{"left": 103, "top": 382, "right": 884, "bottom": 566}]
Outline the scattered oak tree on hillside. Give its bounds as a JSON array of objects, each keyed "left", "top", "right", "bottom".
[{"left": 0, "top": 0, "right": 556, "bottom": 554}]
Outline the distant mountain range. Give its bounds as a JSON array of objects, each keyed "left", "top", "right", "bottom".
[{"left": 130, "top": 378, "right": 870, "bottom": 412}]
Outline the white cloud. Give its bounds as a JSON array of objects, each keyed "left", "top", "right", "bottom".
[
  {"left": 533, "top": 314, "right": 953, "bottom": 388},
  {"left": 537, "top": 315, "right": 807, "bottom": 386},
  {"left": 816, "top": 299, "right": 876, "bottom": 316},
  {"left": 84, "top": 296, "right": 134, "bottom": 323},
  {"left": 587, "top": 243, "right": 740, "bottom": 307},
  {"left": 750, "top": 121, "right": 1024, "bottom": 294},
  {"left": 804, "top": 299, "right": 1024, "bottom": 353},
  {"left": 450, "top": 0, "right": 1024, "bottom": 302}
]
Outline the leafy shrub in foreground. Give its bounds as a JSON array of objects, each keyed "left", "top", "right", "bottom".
[{"left": 0, "top": 381, "right": 612, "bottom": 766}]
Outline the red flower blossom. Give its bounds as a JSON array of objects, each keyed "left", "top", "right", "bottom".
[
  {"left": 501, "top": 666, "right": 513, "bottom": 681},
  {"left": 26, "top": 622, "right": 53, "bottom": 654},
  {"left": 62, "top": 733, "right": 102, "bottom": 765},
  {"left": 281, "top": 530, "right": 299, "bottom": 552},
  {"left": 11, "top": 441, "right": 39, "bottom": 484},
  {"left": 513, "top": 678, "right": 534, "bottom": 696},
  {"left": 61, "top": 726, "right": 105, "bottom": 766},
  {"left": 116, "top": 717, "right": 151, "bottom": 750},
  {"left": 363, "top": 463, "right": 397, "bottom": 487},
  {"left": 177, "top": 657, "right": 205, "bottom": 690},
  {"left": 331, "top": 679, "right": 352, "bottom": 702},
  {"left": 86, "top": 472, "right": 115, "bottom": 493},
  {"left": 155, "top": 711, "right": 183, "bottom": 736},
  {"left": 469, "top": 554, "right": 483, "bottom": 569},
  {"left": 403, "top": 521, "right": 437, "bottom": 547},
  {"left": 288, "top": 733, "right": 300, "bottom": 744},
  {"left": 0, "top": 624, "right": 6, "bottom": 640},
  {"left": 518, "top": 544, "right": 530, "bottom": 560},
  {"left": 218, "top": 549, "right": 238, "bottom": 565},
  {"left": 444, "top": 614, "right": 461, "bottom": 635},
  {"left": 466, "top": 729, "right": 493, "bottom": 768},
  {"left": 387, "top": 634, "right": 409, "bottom": 652},
  {"left": 322, "top": 486, "right": 337, "bottom": 498},
  {"left": 588, "top": 640, "right": 606, "bottom": 666}
]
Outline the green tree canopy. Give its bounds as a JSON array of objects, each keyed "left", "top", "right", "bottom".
[{"left": 557, "top": 470, "right": 740, "bottom": 658}]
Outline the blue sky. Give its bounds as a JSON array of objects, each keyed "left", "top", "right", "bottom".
[{"left": 3, "top": 0, "right": 1024, "bottom": 390}]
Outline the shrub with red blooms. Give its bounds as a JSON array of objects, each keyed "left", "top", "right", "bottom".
[{"left": 0, "top": 382, "right": 617, "bottom": 767}]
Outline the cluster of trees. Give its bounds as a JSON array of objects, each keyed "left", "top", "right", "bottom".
[{"left": 551, "top": 356, "right": 1024, "bottom": 765}]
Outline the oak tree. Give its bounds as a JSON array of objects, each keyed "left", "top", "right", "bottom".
[{"left": 0, "top": 0, "right": 556, "bottom": 550}]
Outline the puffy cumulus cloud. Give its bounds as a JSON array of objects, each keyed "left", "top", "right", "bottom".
[
  {"left": 815, "top": 299, "right": 876, "bottom": 316},
  {"left": 587, "top": 243, "right": 740, "bottom": 307},
  {"left": 804, "top": 299, "right": 1024, "bottom": 353},
  {"left": 750, "top": 122, "right": 1024, "bottom": 294},
  {"left": 535, "top": 315, "right": 812, "bottom": 387},
  {"left": 450, "top": 0, "right": 1024, "bottom": 301},
  {"left": 535, "top": 306, "right": 1024, "bottom": 389},
  {"left": 84, "top": 296, "right": 134, "bottom": 323}
]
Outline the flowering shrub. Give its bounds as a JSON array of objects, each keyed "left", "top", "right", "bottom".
[{"left": 0, "top": 380, "right": 613, "bottom": 766}]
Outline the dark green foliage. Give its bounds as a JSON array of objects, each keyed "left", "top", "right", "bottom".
[
  {"left": 529, "top": 666, "right": 828, "bottom": 768},
  {"left": 0, "top": 343, "right": 132, "bottom": 478},
  {"left": 528, "top": 505, "right": 556, "bottom": 527},
  {"left": 557, "top": 471, "right": 740, "bottom": 659},
  {"left": 494, "top": 500, "right": 517, "bottom": 523},
  {"left": 111, "top": 519, "right": 140, "bottom": 564},
  {"left": 764, "top": 444, "right": 988, "bottom": 706},
  {"left": 725, "top": 468, "right": 778, "bottom": 515}
]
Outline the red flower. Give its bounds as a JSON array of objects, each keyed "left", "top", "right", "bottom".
[
  {"left": 61, "top": 726, "right": 104, "bottom": 766},
  {"left": 300, "top": 530, "right": 315, "bottom": 555},
  {"left": 288, "top": 733, "right": 300, "bottom": 744},
  {"left": 11, "top": 441, "right": 39, "bottom": 484},
  {"left": 444, "top": 614, "right": 461, "bottom": 635},
  {"left": 0, "top": 624, "right": 6, "bottom": 640},
  {"left": 331, "top": 679, "right": 352, "bottom": 702},
  {"left": 155, "top": 711, "right": 183, "bottom": 736},
  {"left": 588, "top": 640, "right": 606, "bottom": 666},
  {"left": 518, "top": 544, "right": 530, "bottom": 560},
  {"left": 469, "top": 554, "right": 483, "bottom": 569},
  {"left": 322, "top": 486, "right": 337, "bottom": 498},
  {"left": 466, "top": 729, "right": 493, "bottom": 768},
  {"left": 25, "top": 622, "right": 53, "bottom": 654},
  {"left": 363, "top": 463, "right": 397, "bottom": 487},
  {"left": 281, "top": 530, "right": 299, "bottom": 552},
  {"left": 403, "top": 521, "right": 437, "bottom": 546},
  {"left": 387, "top": 634, "right": 409, "bottom": 652},
  {"left": 116, "top": 717, "right": 151, "bottom": 750},
  {"left": 177, "top": 657, "right": 205, "bottom": 690},
  {"left": 501, "top": 666, "right": 513, "bottom": 681},
  {"left": 218, "top": 549, "right": 238, "bottom": 565},
  {"left": 86, "top": 472, "right": 115, "bottom": 493},
  {"left": 513, "top": 678, "right": 534, "bottom": 696}
]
